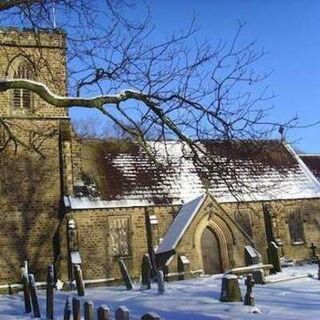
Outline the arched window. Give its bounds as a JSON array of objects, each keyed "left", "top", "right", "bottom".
[{"left": 7, "top": 57, "right": 35, "bottom": 113}]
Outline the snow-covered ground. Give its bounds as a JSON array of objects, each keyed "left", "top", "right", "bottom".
[{"left": 0, "top": 264, "right": 319, "bottom": 319}]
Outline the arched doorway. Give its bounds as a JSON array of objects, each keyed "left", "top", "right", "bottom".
[{"left": 201, "top": 227, "right": 222, "bottom": 274}]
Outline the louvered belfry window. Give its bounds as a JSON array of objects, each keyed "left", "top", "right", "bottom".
[{"left": 12, "top": 62, "right": 33, "bottom": 111}]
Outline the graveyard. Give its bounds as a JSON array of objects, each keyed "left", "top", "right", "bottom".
[{"left": 0, "top": 263, "right": 318, "bottom": 319}]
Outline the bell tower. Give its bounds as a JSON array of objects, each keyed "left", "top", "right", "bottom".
[{"left": 0, "top": 28, "right": 72, "bottom": 286}]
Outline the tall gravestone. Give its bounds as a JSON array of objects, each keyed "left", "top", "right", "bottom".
[
  {"left": 243, "top": 274, "right": 255, "bottom": 306},
  {"left": 157, "top": 270, "right": 165, "bottom": 294},
  {"left": 267, "top": 241, "right": 282, "bottom": 273},
  {"left": 97, "top": 305, "right": 111, "bottom": 320},
  {"left": 29, "top": 274, "right": 41, "bottom": 318},
  {"left": 46, "top": 264, "right": 55, "bottom": 320},
  {"left": 141, "top": 254, "right": 152, "bottom": 290},
  {"left": 118, "top": 258, "right": 133, "bottom": 290},
  {"left": 63, "top": 296, "right": 71, "bottom": 320},
  {"left": 21, "top": 267, "right": 31, "bottom": 313},
  {"left": 115, "top": 306, "right": 130, "bottom": 320}
]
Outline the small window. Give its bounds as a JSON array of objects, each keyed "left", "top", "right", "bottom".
[{"left": 287, "top": 207, "right": 305, "bottom": 244}]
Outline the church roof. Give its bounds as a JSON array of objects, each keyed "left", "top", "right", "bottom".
[
  {"left": 67, "top": 139, "right": 320, "bottom": 209},
  {"left": 299, "top": 154, "right": 320, "bottom": 182}
]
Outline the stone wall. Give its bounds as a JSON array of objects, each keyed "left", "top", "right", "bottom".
[
  {"left": 58, "top": 205, "right": 175, "bottom": 283},
  {"left": 0, "top": 119, "right": 62, "bottom": 283}
]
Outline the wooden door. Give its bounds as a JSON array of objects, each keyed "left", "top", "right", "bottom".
[{"left": 201, "top": 227, "right": 222, "bottom": 274}]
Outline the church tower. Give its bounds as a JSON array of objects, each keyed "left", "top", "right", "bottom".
[{"left": 0, "top": 28, "right": 73, "bottom": 285}]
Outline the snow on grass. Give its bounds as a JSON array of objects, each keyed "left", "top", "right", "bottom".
[{"left": 0, "top": 264, "right": 319, "bottom": 319}]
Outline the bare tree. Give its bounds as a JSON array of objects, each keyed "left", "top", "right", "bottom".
[{"left": 0, "top": 0, "right": 292, "bottom": 169}]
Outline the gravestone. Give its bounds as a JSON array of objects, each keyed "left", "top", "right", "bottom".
[
  {"left": 118, "top": 258, "right": 133, "bottom": 290},
  {"left": 97, "top": 305, "right": 111, "bottom": 320},
  {"left": 72, "top": 297, "right": 81, "bottom": 320},
  {"left": 141, "top": 312, "right": 161, "bottom": 320},
  {"left": 84, "top": 300, "right": 94, "bottom": 320},
  {"left": 220, "top": 274, "right": 242, "bottom": 302},
  {"left": 244, "top": 246, "right": 261, "bottom": 266},
  {"left": 310, "top": 243, "right": 319, "bottom": 262},
  {"left": 177, "top": 255, "right": 191, "bottom": 280},
  {"left": 252, "top": 269, "right": 266, "bottom": 285},
  {"left": 21, "top": 267, "right": 31, "bottom": 313},
  {"left": 28, "top": 274, "right": 41, "bottom": 318},
  {"left": 141, "top": 254, "right": 152, "bottom": 290},
  {"left": 317, "top": 259, "right": 320, "bottom": 280},
  {"left": 157, "top": 270, "right": 165, "bottom": 294},
  {"left": 267, "top": 241, "right": 281, "bottom": 273},
  {"left": 74, "top": 265, "right": 85, "bottom": 296},
  {"left": 46, "top": 264, "right": 55, "bottom": 320},
  {"left": 115, "top": 306, "right": 130, "bottom": 320},
  {"left": 63, "top": 296, "right": 71, "bottom": 320},
  {"left": 244, "top": 274, "right": 255, "bottom": 306}
]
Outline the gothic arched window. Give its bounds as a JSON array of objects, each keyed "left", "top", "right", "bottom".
[{"left": 8, "top": 57, "right": 35, "bottom": 113}]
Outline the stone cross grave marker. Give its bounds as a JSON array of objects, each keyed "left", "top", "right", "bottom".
[
  {"left": 141, "top": 253, "right": 152, "bottom": 290},
  {"left": 267, "top": 241, "right": 282, "bottom": 273},
  {"left": 157, "top": 270, "right": 165, "bottom": 294},
  {"left": 244, "top": 274, "right": 255, "bottom": 306},
  {"left": 115, "top": 306, "right": 130, "bottom": 320},
  {"left": 118, "top": 258, "right": 133, "bottom": 290},
  {"left": 310, "top": 243, "right": 318, "bottom": 262}
]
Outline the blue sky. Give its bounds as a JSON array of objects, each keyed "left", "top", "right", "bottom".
[
  {"left": 69, "top": 0, "right": 320, "bottom": 152},
  {"left": 147, "top": 0, "right": 320, "bottom": 152}
]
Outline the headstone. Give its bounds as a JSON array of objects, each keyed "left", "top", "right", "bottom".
[
  {"left": 74, "top": 265, "right": 85, "bottom": 296},
  {"left": 115, "top": 305, "right": 130, "bottom": 320},
  {"left": 21, "top": 267, "right": 31, "bottom": 313},
  {"left": 141, "top": 312, "right": 161, "bottom": 320},
  {"left": 220, "top": 274, "right": 242, "bottom": 302},
  {"left": 157, "top": 270, "right": 165, "bottom": 294},
  {"left": 118, "top": 258, "right": 133, "bottom": 290},
  {"left": 267, "top": 241, "right": 282, "bottom": 273},
  {"left": 244, "top": 246, "right": 261, "bottom": 266},
  {"left": 72, "top": 297, "right": 81, "bottom": 320},
  {"left": 310, "top": 243, "right": 319, "bottom": 262},
  {"left": 317, "top": 259, "right": 320, "bottom": 280},
  {"left": 141, "top": 254, "right": 152, "bottom": 290},
  {"left": 252, "top": 269, "right": 266, "bottom": 285},
  {"left": 46, "top": 264, "right": 55, "bottom": 320},
  {"left": 97, "top": 305, "right": 111, "bottom": 320},
  {"left": 63, "top": 296, "right": 71, "bottom": 320},
  {"left": 244, "top": 274, "right": 255, "bottom": 306},
  {"left": 28, "top": 274, "right": 41, "bottom": 318},
  {"left": 177, "top": 255, "right": 191, "bottom": 280},
  {"left": 84, "top": 300, "right": 94, "bottom": 320}
]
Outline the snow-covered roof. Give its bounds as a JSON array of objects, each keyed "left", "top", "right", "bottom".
[
  {"left": 69, "top": 140, "right": 320, "bottom": 209},
  {"left": 299, "top": 154, "right": 320, "bottom": 182},
  {"left": 156, "top": 195, "right": 206, "bottom": 254}
]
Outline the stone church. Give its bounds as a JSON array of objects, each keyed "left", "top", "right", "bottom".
[{"left": 0, "top": 28, "right": 319, "bottom": 290}]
